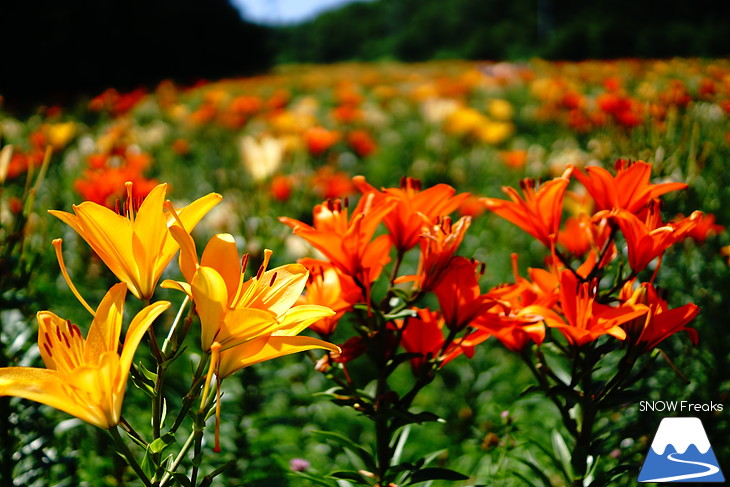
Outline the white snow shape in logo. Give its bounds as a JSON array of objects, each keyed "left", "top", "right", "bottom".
[{"left": 650, "top": 417, "right": 711, "bottom": 455}]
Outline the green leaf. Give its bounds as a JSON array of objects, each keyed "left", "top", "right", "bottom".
[
  {"left": 313, "top": 430, "right": 377, "bottom": 472},
  {"left": 172, "top": 474, "right": 193, "bottom": 487},
  {"left": 387, "top": 409, "right": 443, "bottom": 429},
  {"left": 149, "top": 433, "right": 175, "bottom": 454},
  {"left": 513, "top": 459, "right": 556, "bottom": 487},
  {"left": 551, "top": 430, "right": 574, "bottom": 481},
  {"left": 410, "top": 467, "right": 469, "bottom": 483},
  {"left": 136, "top": 361, "right": 158, "bottom": 382},
  {"left": 329, "top": 470, "right": 370, "bottom": 483},
  {"left": 391, "top": 425, "right": 411, "bottom": 465},
  {"left": 290, "top": 471, "right": 336, "bottom": 487}
]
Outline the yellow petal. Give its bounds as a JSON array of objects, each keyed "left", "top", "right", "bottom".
[
  {"left": 160, "top": 192, "right": 222, "bottom": 267},
  {"left": 84, "top": 283, "right": 127, "bottom": 365},
  {"left": 161, "top": 279, "right": 192, "bottom": 298},
  {"left": 217, "top": 335, "right": 339, "bottom": 377},
  {"left": 48, "top": 210, "right": 84, "bottom": 237},
  {"left": 169, "top": 224, "right": 199, "bottom": 284},
  {"left": 0, "top": 367, "right": 111, "bottom": 428},
  {"left": 217, "top": 307, "right": 279, "bottom": 348},
  {"left": 119, "top": 300, "right": 170, "bottom": 387},
  {"left": 191, "top": 267, "right": 229, "bottom": 350},
  {"left": 274, "top": 305, "right": 336, "bottom": 336},
  {"left": 131, "top": 184, "right": 169, "bottom": 298},
  {"left": 239, "top": 263, "right": 309, "bottom": 317},
  {"left": 37, "top": 311, "right": 85, "bottom": 374},
  {"left": 72, "top": 202, "right": 141, "bottom": 298},
  {"left": 201, "top": 234, "right": 241, "bottom": 305}
]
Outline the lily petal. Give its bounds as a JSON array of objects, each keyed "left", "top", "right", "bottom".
[{"left": 217, "top": 335, "right": 340, "bottom": 378}]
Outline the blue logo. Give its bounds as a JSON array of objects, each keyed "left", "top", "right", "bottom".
[{"left": 639, "top": 417, "right": 725, "bottom": 482}]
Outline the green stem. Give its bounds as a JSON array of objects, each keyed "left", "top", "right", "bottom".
[
  {"left": 161, "top": 295, "right": 190, "bottom": 357},
  {"left": 158, "top": 430, "right": 197, "bottom": 487},
  {"left": 373, "top": 323, "right": 393, "bottom": 483},
  {"left": 521, "top": 349, "right": 578, "bottom": 438},
  {"left": 169, "top": 355, "right": 210, "bottom": 435},
  {"left": 199, "top": 460, "right": 237, "bottom": 487},
  {"left": 571, "top": 349, "right": 598, "bottom": 486},
  {"left": 109, "top": 426, "right": 152, "bottom": 487}
]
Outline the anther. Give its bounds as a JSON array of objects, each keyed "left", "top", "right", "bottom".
[{"left": 269, "top": 272, "right": 277, "bottom": 287}]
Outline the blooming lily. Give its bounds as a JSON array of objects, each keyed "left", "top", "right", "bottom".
[
  {"left": 0, "top": 283, "right": 169, "bottom": 429},
  {"left": 163, "top": 229, "right": 336, "bottom": 355},
  {"left": 279, "top": 194, "right": 397, "bottom": 293},
  {"left": 433, "top": 256, "right": 496, "bottom": 330},
  {"left": 397, "top": 308, "right": 490, "bottom": 372},
  {"left": 621, "top": 281, "right": 699, "bottom": 352},
  {"left": 529, "top": 270, "right": 648, "bottom": 346},
  {"left": 573, "top": 160, "right": 687, "bottom": 214},
  {"left": 481, "top": 167, "right": 573, "bottom": 247},
  {"left": 602, "top": 203, "right": 701, "bottom": 273},
  {"left": 49, "top": 182, "right": 221, "bottom": 300},
  {"left": 296, "top": 259, "right": 362, "bottom": 337},
  {"left": 353, "top": 176, "right": 469, "bottom": 252}
]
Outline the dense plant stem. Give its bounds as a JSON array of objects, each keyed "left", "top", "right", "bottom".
[{"left": 110, "top": 426, "right": 152, "bottom": 487}]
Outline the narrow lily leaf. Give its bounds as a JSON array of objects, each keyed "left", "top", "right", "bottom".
[
  {"left": 410, "top": 467, "right": 469, "bottom": 483},
  {"left": 313, "top": 430, "right": 377, "bottom": 473}
]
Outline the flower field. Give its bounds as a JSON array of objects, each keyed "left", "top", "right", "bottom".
[{"left": 1, "top": 58, "right": 729, "bottom": 486}]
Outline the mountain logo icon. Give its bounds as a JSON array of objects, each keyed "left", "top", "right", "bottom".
[{"left": 638, "top": 417, "right": 725, "bottom": 482}]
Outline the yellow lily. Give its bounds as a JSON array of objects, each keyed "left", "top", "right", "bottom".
[
  {"left": 49, "top": 182, "right": 221, "bottom": 300},
  {"left": 163, "top": 230, "right": 337, "bottom": 355},
  {"left": 0, "top": 283, "right": 170, "bottom": 429},
  {"left": 162, "top": 228, "right": 338, "bottom": 452}
]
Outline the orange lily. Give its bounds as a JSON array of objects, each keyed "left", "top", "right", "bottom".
[
  {"left": 279, "top": 194, "right": 397, "bottom": 292},
  {"left": 621, "top": 282, "right": 699, "bottom": 352},
  {"left": 397, "top": 308, "right": 490, "bottom": 371},
  {"left": 529, "top": 270, "right": 648, "bottom": 346},
  {"left": 573, "top": 160, "right": 687, "bottom": 214},
  {"left": 353, "top": 176, "right": 470, "bottom": 251},
  {"left": 296, "top": 259, "right": 362, "bottom": 337},
  {"left": 473, "top": 255, "right": 554, "bottom": 351},
  {"left": 0, "top": 283, "right": 169, "bottom": 429},
  {"left": 481, "top": 167, "right": 573, "bottom": 247},
  {"left": 49, "top": 182, "right": 221, "bottom": 300},
  {"left": 604, "top": 203, "right": 701, "bottom": 272},
  {"left": 398, "top": 215, "right": 471, "bottom": 292},
  {"left": 433, "top": 256, "right": 496, "bottom": 330}
]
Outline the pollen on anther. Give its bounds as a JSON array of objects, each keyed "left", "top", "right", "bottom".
[
  {"left": 43, "top": 343, "right": 53, "bottom": 357},
  {"left": 269, "top": 272, "right": 277, "bottom": 287}
]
